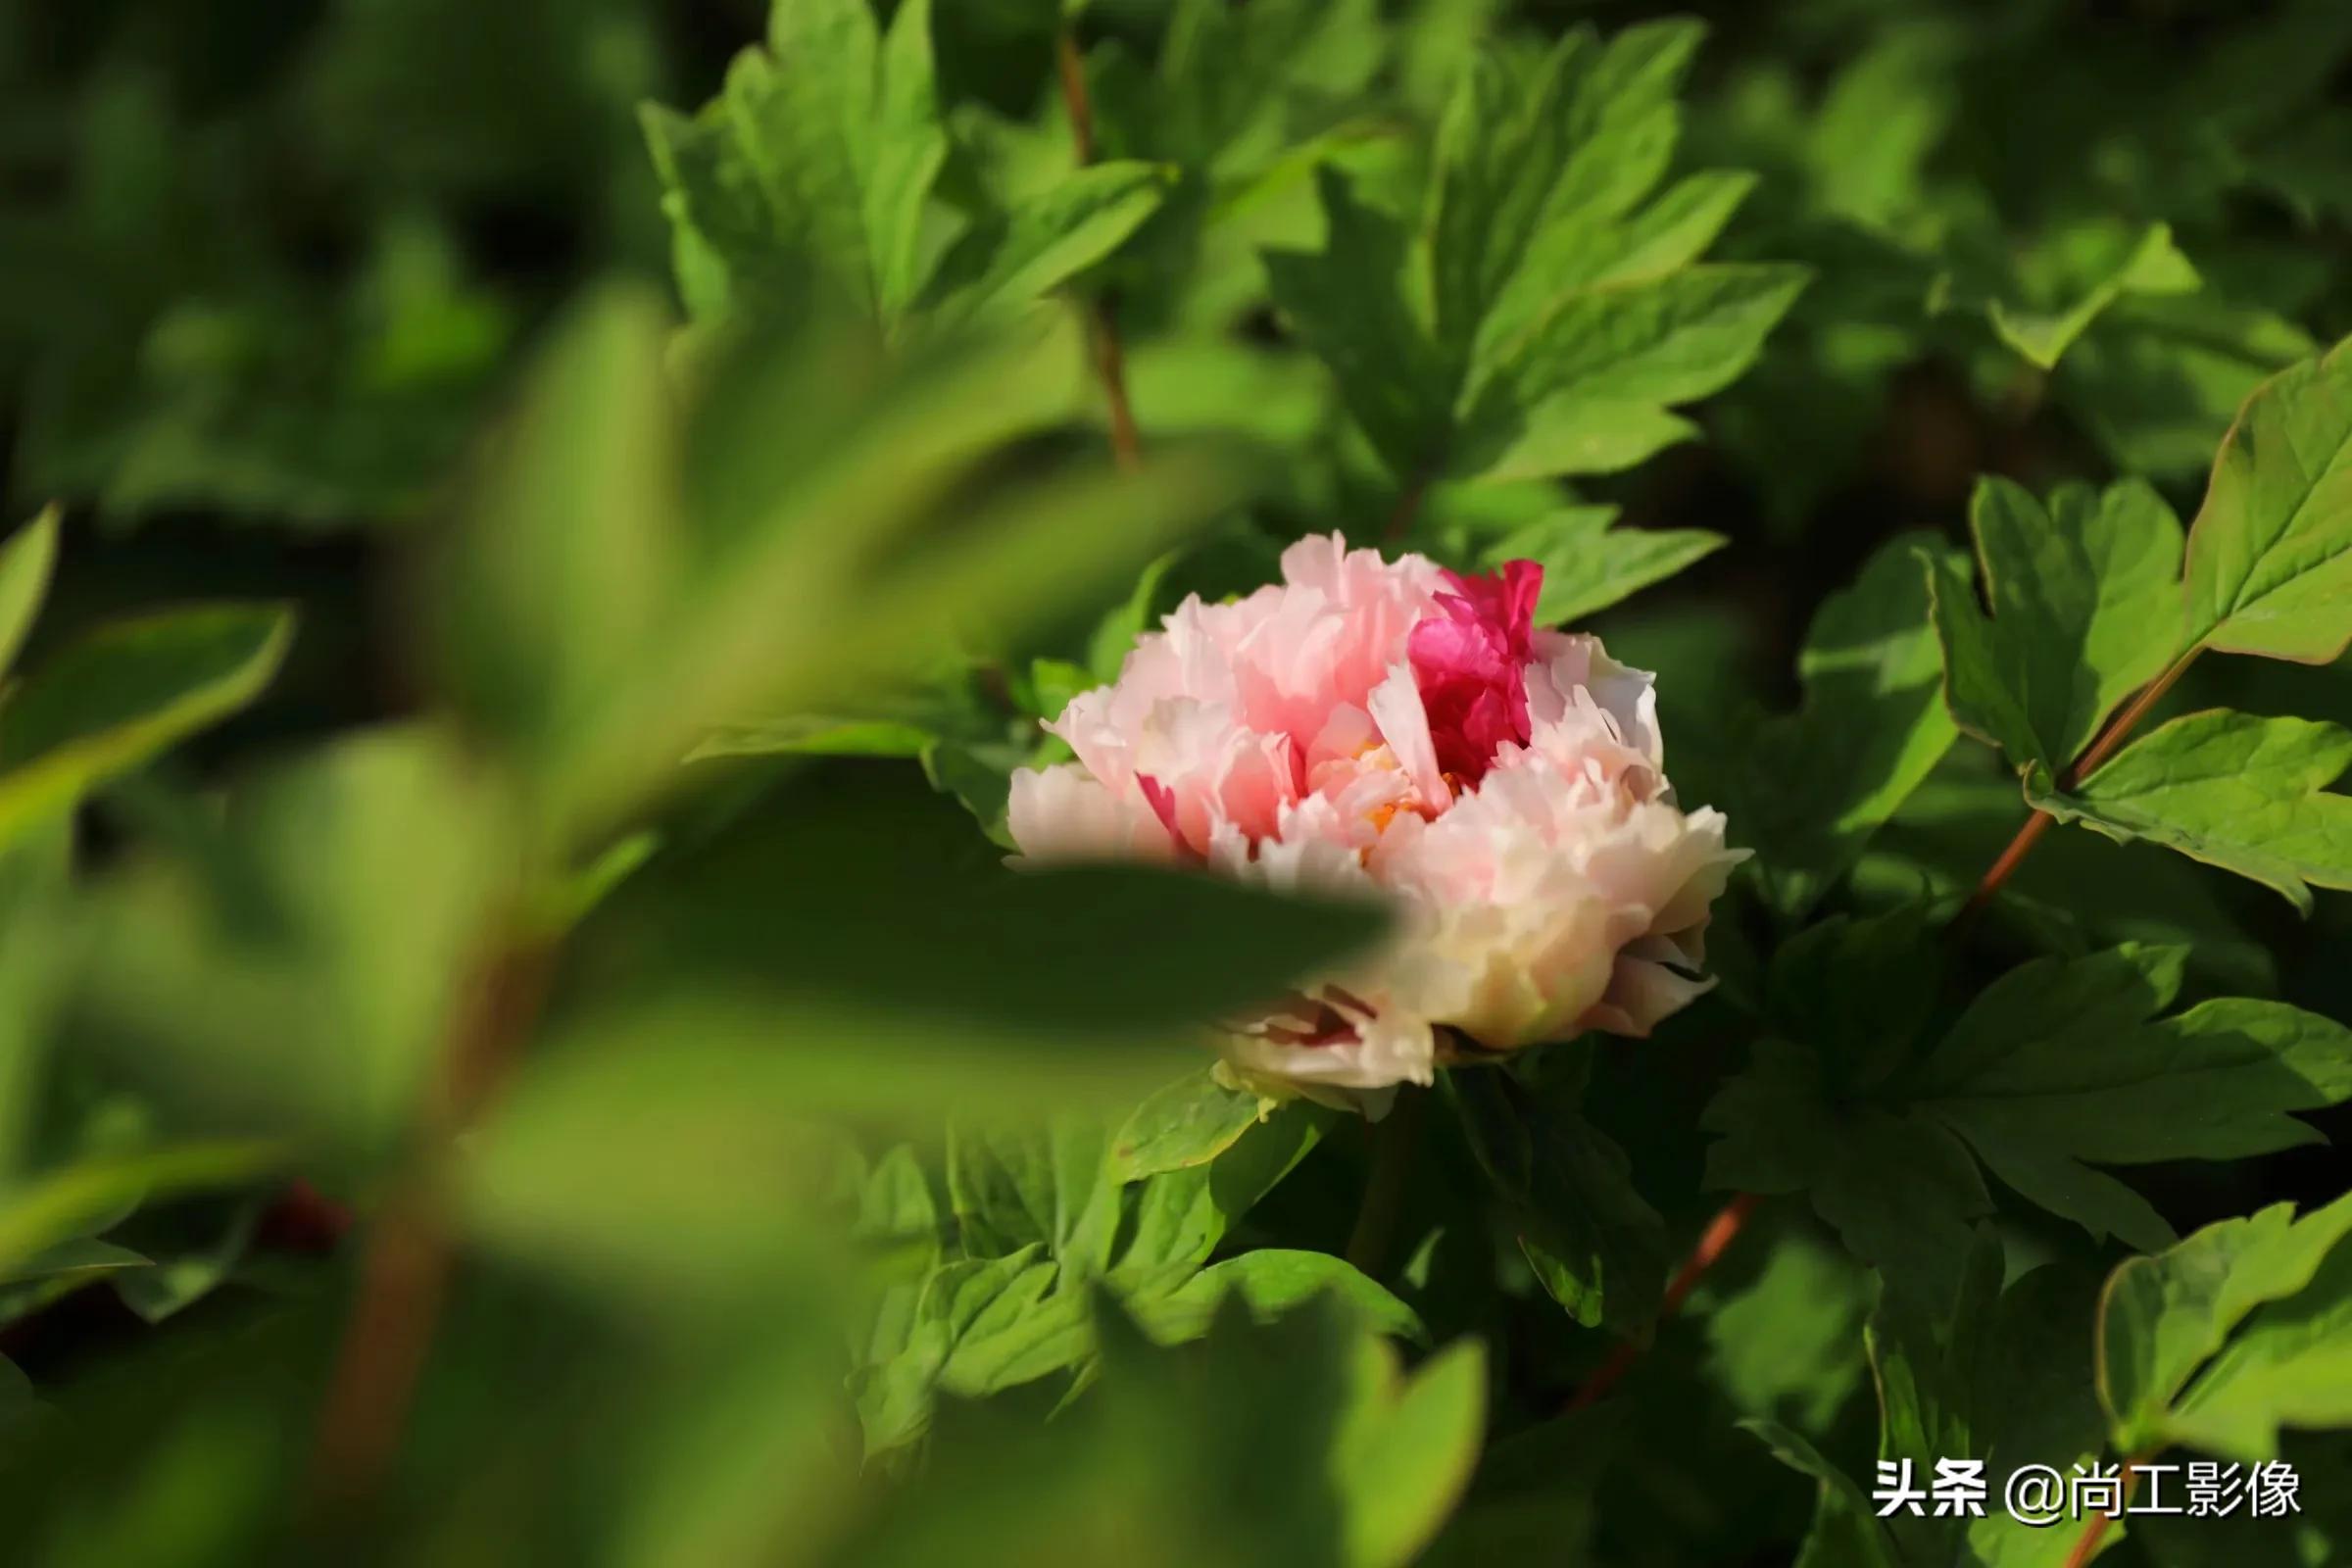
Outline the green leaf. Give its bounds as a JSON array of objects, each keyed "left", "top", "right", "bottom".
[
  {"left": 0, "top": 1237, "right": 150, "bottom": 1290},
  {"left": 2098, "top": 1191, "right": 2352, "bottom": 1454},
  {"left": 921, "top": 162, "right": 1174, "bottom": 327},
  {"left": 1103, "top": 0, "right": 1381, "bottom": 182},
  {"left": 1707, "top": 935, "right": 2352, "bottom": 1301},
  {"left": 862, "top": 1245, "right": 1423, "bottom": 1457},
  {"left": 570, "top": 762, "right": 1388, "bottom": 1038},
  {"left": 2182, "top": 333, "right": 2352, "bottom": 662},
  {"left": 0, "top": 605, "right": 293, "bottom": 854},
  {"left": 0, "top": 507, "right": 59, "bottom": 680},
  {"left": 644, "top": 0, "right": 949, "bottom": 328},
  {"left": 1476, "top": 506, "right": 1724, "bottom": 627},
  {"left": 1703, "top": 1227, "right": 1869, "bottom": 1433},
  {"left": 80, "top": 727, "right": 511, "bottom": 1166},
  {"left": 1422, "top": 1405, "right": 1620, "bottom": 1563},
  {"left": 464, "top": 1014, "right": 1192, "bottom": 1301},
  {"left": 926, "top": 1248, "right": 1096, "bottom": 1400},
  {"left": 440, "top": 297, "right": 1246, "bottom": 840},
  {"left": 109, "top": 1200, "right": 263, "bottom": 1325},
  {"left": 1261, "top": 169, "right": 1451, "bottom": 478},
  {"left": 1928, "top": 477, "right": 2186, "bottom": 774},
  {"left": 1143, "top": 1250, "right": 1428, "bottom": 1348},
  {"left": 1864, "top": 1242, "right": 2113, "bottom": 1568},
  {"left": 1453, "top": 263, "right": 1809, "bottom": 483},
  {"left": 2167, "top": 1235, "right": 2352, "bottom": 1462},
  {"left": 1333, "top": 1337, "right": 1487, "bottom": 1568},
  {"left": 1449, "top": 1069, "right": 1666, "bottom": 1334},
  {"left": 1704, "top": 534, "right": 1961, "bottom": 919},
  {"left": 2028, "top": 710, "right": 2352, "bottom": 913},
  {"left": 1867, "top": 1230, "right": 2006, "bottom": 1469},
  {"left": 1806, "top": 1112, "right": 1993, "bottom": 1312},
  {"left": 1764, "top": 1256, "right": 2106, "bottom": 1568},
  {"left": 1264, "top": 24, "right": 1800, "bottom": 492},
  {"left": 0, "top": 1142, "right": 284, "bottom": 1280},
  {"left": 433, "top": 287, "right": 678, "bottom": 777},
  {"left": 1987, "top": 222, "right": 2200, "bottom": 370},
  {"left": 948, "top": 1119, "right": 1121, "bottom": 1273},
  {"left": 1744, "top": 1419, "right": 1900, "bottom": 1568},
  {"left": 2060, "top": 292, "right": 2317, "bottom": 478},
  {"left": 1108, "top": 1069, "right": 1272, "bottom": 1183},
  {"left": 1429, "top": 24, "right": 1703, "bottom": 355},
  {"left": 860, "top": 1298, "right": 1474, "bottom": 1567}
]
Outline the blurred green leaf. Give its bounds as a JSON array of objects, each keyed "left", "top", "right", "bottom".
[
  {"left": 1985, "top": 222, "right": 2199, "bottom": 370},
  {"left": 1422, "top": 1404, "right": 1619, "bottom": 1563},
  {"left": 433, "top": 284, "right": 679, "bottom": 782},
  {"left": 77, "top": 726, "right": 510, "bottom": 1163},
  {"left": 0, "top": 605, "right": 293, "bottom": 855},
  {"left": 567, "top": 762, "right": 1387, "bottom": 1036},
  {"left": 1702, "top": 1227, "right": 1868, "bottom": 1433},
  {"left": 432, "top": 288, "right": 1251, "bottom": 842},
  {"left": 2061, "top": 294, "right": 2317, "bottom": 478},
  {"left": 0, "top": 508, "right": 58, "bottom": 680},
  {"left": 1332, "top": 1335, "right": 1486, "bottom": 1568},
  {"left": 844, "top": 1299, "right": 1477, "bottom": 1568},
  {"left": 0, "top": 1141, "right": 283, "bottom": 1279}
]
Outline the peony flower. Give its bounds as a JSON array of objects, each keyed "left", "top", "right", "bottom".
[{"left": 1006, "top": 532, "right": 1746, "bottom": 1112}]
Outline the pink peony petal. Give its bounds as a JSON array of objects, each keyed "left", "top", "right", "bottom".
[{"left": 1407, "top": 559, "right": 1543, "bottom": 784}]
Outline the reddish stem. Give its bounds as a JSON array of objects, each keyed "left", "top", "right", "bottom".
[
  {"left": 1054, "top": 28, "right": 1141, "bottom": 473},
  {"left": 1382, "top": 457, "right": 1441, "bottom": 547},
  {"left": 1955, "top": 647, "right": 2200, "bottom": 930},
  {"left": 2061, "top": 1453, "right": 2154, "bottom": 1568},
  {"left": 308, "top": 942, "right": 551, "bottom": 1508},
  {"left": 1564, "top": 1191, "right": 1761, "bottom": 1412},
  {"left": 259, "top": 1178, "right": 355, "bottom": 1252}
]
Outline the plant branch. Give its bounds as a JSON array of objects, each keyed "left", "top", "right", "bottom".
[
  {"left": 1382, "top": 462, "right": 1437, "bottom": 547},
  {"left": 1055, "top": 27, "right": 1142, "bottom": 473},
  {"left": 1955, "top": 646, "right": 2202, "bottom": 931},
  {"left": 1344, "top": 1085, "right": 1426, "bottom": 1277},
  {"left": 2061, "top": 1450, "right": 2158, "bottom": 1568},
  {"left": 1565, "top": 1191, "right": 1761, "bottom": 1413},
  {"left": 308, "top": 938, "right": 552, "bottom": 1509}
]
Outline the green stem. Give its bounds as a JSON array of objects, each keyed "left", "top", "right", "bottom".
[{"left": 1344, "top": 1085, "right": 1425, "bottom": 1277}]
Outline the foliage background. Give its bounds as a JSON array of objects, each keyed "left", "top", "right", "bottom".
[{"left": 4, "top": 0, "right": 2352, "bottom": 1564}]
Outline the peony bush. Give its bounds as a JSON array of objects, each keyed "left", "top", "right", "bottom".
[{"left": 5, "top": 4, "right": 2352, "bottom": 1567}]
